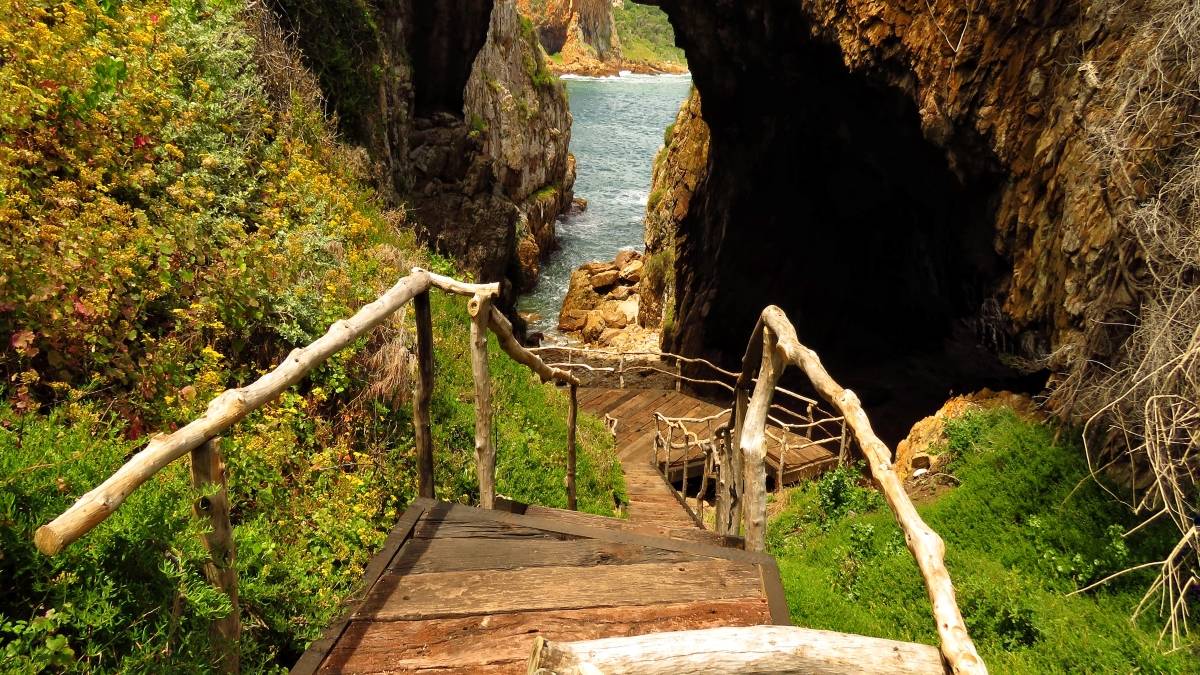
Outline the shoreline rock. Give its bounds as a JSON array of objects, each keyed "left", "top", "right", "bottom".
[{"left": 556, "top": 249, "right": 658, "bottom": 350}]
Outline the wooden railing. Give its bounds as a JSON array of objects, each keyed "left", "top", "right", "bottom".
[
  {"left": 728, "top": 306, "right": 985, "bottom": 674},
  {"left": 33, "top": 268, "right": 580, "bottom": 671}
]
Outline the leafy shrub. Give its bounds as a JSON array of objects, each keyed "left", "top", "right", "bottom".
[
  {"left": 814, "top": 462, "right": 882, "bottom": 528},
  {"left": 0, "top": 1, "right": 624, "bottom": 671}
]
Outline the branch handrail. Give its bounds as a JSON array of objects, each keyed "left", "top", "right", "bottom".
[
  {"left": 533, "top": 344, "right": 823, "bottom": 407},
  {"left": 733, "top": 305, "right": 985, "bottom": 674},
  {"left": 31, "top": 267, "right": 591, "bottom": 670},
  {"left": 36, "top": 268, "right": 582, "bottom": 558}
]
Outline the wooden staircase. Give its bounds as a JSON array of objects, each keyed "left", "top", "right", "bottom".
[{"left": 292, "top": 498, "right": 788, "bottom": 674}]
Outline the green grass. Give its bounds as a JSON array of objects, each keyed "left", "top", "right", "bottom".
[
  {"left": 614, "top": 3, "right": 686, "bottom": 66},
  {"left": 767, "top": 408, "right": 1198, "bottom": 673}
]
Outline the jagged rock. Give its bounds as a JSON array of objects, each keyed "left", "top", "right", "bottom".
[
  {"left": 619, "top": 259, "right": 643, "bottom": 283},
  {"left": 640, "top": 88, "right": 708, "bottom": 330},
  {"left": 558, "top": 309, "right": 588, "bottom": 331},
  {"left": 590, "top": 270, "right": 620, "bottom": 290},
  {"left": 600, "top": 304, "right": 628, "bottom": 329},
  {"left": 614, "top": 249, "right": 638, "bottom": 269},
  {"left": 582, "top": 311, "right": 606, "bottom": 342}
]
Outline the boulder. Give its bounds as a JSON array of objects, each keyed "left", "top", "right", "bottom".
[
  {"left": 582, "top": 261, "right": 617, "bottom": 274},
  {"left": 601, "top": 304, "right": 629, "bottom": 328},
  {"left": 590, "top": 269, "right": 620, "bottom": 290},
  {"left": 614, "top": 249, "right": 639, "bottom": 269},
  {"left": 582, "top": 311, "right": 606, "bottom": 342},
  {"left": 609, "top": 285, "right": 633, "bottom": 300},
  {"left": 619, "top": 259, "right": 643, "bottom": 283},
  {"left": 598, "top": 328, "right": 623, "bottom": 345},
  {"left": 558, "top": 309, "right": 588, "bottom": 331}
]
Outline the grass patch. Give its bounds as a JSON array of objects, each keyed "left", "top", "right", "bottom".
[{"left": 768, "top": 408, "right": 1198, "bottom": 673}]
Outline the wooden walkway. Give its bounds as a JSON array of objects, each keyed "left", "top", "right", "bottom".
[
  {"left": 579, "top": 388, "right": 837, "bottom": 494},
  {"left": 294, "top": 386, "right": 828, "bottom": 674},
  {"left": 293, "top": 499, "right": 787, "bottom": 674}
]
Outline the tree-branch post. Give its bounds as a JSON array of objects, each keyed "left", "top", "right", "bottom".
[
  {"left": 190, "top": 437, "right": 240, "bottom": 673},
  {"left": 469, "top": 292, "right": 496, "bottom": 509},
  {"left": 413, "top": 291, "right": 435, "bottom": 499},
  {"left": 567, "top": 383, "right": 578, "bottom": 511}
]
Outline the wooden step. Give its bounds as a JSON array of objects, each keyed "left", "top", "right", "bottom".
[{"left": 518, "top": 503, "right": 740, "bottom": 549}]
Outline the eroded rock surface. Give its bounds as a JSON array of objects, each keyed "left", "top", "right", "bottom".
[
  {"left": 640, "top": 0, "right": 1148, "bottom": 437},
  {"left": 640, "top": 87, "right": 708, "bottom": 331},
  {"left": 274, "top": 0, "right": 573, "bottom": 308}
]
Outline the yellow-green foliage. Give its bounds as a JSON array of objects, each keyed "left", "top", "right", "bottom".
[{"left": 0, "top": 1, "right": 623, "bottom": 670}]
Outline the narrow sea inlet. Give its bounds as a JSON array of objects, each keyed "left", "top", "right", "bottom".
[{"left": 518, "top": 73, "right": 692, "bottom": 337}]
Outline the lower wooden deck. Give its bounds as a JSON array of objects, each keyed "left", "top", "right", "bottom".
[
  {"left": 578, "top": 387, "right": 837, "bottom": 492},
  {"left": 293, "top": 499, "right": 788, "bottom": 674}
]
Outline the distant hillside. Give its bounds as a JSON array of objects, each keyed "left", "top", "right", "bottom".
[{"left": 614, "top": 1, "right": 686, "bottom": 69}]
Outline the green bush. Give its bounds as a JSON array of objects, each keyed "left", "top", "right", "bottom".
[
  {"left": 767, "top": 408, "right": 1198, "bottom": 673},
  {"left": 0, "top": 1, "right": 624, "bottom": 671}
]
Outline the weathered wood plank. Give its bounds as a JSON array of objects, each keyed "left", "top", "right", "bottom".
[
  {"left": 389, "top": 536, "right": 704, "bottom": 575},
  {"left": 412, "top": 515, "right": 576, "bottom": 542},
  {"left": 322, "top": 600, "right": 773, "bottom": 674},
  {"left": 355, "top": 559, "right": 763, "bottom": 621}
]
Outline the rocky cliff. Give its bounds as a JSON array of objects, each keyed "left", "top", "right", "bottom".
[
  {"left": 271, "top": 0, "right": 573, "bottom": 305},
  {"left": 516, "top": 0, "right": 622, "bottom": 74},
  {"left": 640, "top": 87, "right": 708, "bottom": 331},
  {"left": 634, "top": 0, "right": 1175, "bottom": 443}
]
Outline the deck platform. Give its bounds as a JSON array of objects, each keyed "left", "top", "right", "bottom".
[
  {"left": 579, "top": 388, "right": 837, "bottom": 490},
  {"left": 293, "top": 498, "right": 788, "bottom": 674}
]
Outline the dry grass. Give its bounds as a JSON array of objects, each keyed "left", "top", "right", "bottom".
[{"left": 1059, "top": 0, "right": 1200, "bottom": 648}]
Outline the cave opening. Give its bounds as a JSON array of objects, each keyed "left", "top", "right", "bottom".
[
  {"left": 671, "top": 31, "right": 1044, "bottom": 445},
  {"left": 407, "top": 0, "right": 494, "bottom": 118}
]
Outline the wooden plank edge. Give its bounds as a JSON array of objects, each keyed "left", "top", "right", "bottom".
[
  {"left": 759, "top": 558, "right": 792, "bottom": 626},
  {"left": 290, "top": 498, "right": 431, "bottom": 674},
  {"left": 428, "top": 501, "right": 769, "bottom": 565}
]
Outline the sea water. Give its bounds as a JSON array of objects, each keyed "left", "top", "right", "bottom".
[{"left": 517, "top": 73, "right": 692, "bottom": 337}]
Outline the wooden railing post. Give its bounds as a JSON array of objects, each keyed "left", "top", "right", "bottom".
[
  {"left": 714, "top": 424, "right": 737, "bottom": 536},
  {"left": 413, "top": 291, "right": 435, "bottom": 499},
  {"left": 468, "top": 292, "right": 496, "bottom": 509},
  {"left": 740, "top": 328, "right": 783, "bottom": 552},
  {"left": 190, "top": 438, "right": 240, "bottom": 673},
  {"left": 567, "top": 383, "right": 578, "bottom": 511}
]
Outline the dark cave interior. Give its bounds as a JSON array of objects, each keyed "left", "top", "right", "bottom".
[{"left": 667, "top": 19, "right": 1044, "bottom": 445}]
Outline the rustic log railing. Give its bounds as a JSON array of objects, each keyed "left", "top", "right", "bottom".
[
  {"left": 33, "top": 268, "right": 580, "bottom": 672},
  {"left": 536, "top": 310, "right": 986, "bottom": 673},
  {"left": 730, "top": 305, "right": 985, "bottom": 674}
]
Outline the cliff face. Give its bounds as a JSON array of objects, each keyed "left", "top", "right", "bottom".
[
  {"left": 639, "top": 0, "right": 1149, "bottom": 440},
  {"left": 516, "top": 0, "right": 622, "bottom": 74},
  {"left": 272, "top": 0, "right": 572, "bottom": 304},
  {"left": 640, "top": 88, "right": 708, "bottom": 330}
]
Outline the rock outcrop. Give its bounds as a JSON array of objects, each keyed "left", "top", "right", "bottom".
[
  {"left": 558, "top": 250, "right": 658, "bottom": 350},
  {"left": 272, "top": 0, "right": 573, "bottom": 306},
  {"left": 638, "top": 0, "right": 1159, "bottom": 438},
  {"left": 640, "top": 87, "right": 708, "bottom": 332},
  {"left": 516, "top": 0, "right": 621, "bottom": 75},
  {"left": 517, "top": 0, "right": 687, "bottom": 75}
]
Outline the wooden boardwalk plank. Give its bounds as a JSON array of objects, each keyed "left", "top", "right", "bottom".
[
  {"left": 389, "top": 536, "right": 704, "bottom": 575},
  {"left": 320, "top": 599, "right": 773, "bottom": 674},
  {"left": 356, "top": 559, "right": 763, "bottom": 621}
]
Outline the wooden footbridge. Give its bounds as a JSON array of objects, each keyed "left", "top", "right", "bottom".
[{"left": 33, "top": 269, "right": 986, "bottom": 674}]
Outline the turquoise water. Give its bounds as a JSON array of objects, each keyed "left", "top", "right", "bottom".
[{"left": 518, "top": 73, "right": 692, "bottom": 336}]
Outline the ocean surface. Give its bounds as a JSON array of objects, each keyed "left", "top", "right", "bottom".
[{"left": 518, "top": 72, "right": 692, "bottom": 337}]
